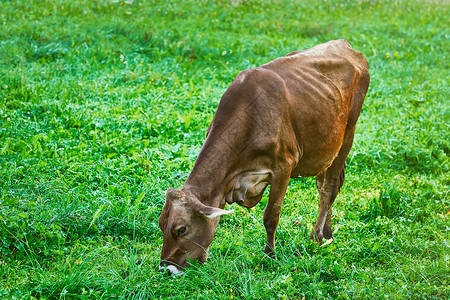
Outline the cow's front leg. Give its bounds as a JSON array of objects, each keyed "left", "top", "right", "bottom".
[{"left": 263, "top": 175, "right": 290, "bottom": 258}]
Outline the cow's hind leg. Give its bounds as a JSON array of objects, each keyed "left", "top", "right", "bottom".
[
  {"left": 310, "top": 128, "right": 354, "bottom": 242},
  {"left": 310, "top": 163, "right": 345, "bottom": 241}
]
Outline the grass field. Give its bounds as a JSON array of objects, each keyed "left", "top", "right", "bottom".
[{"left": 0, "top": 0, "right": 449, "bottom": 298}]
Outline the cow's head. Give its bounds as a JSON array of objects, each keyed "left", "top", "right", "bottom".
[{"left": 159, "top": 188, "right": 233, "bottom": 275}]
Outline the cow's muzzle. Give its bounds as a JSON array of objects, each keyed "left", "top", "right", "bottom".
[{"left": 159, "top": 262, "right": 184, "bottom": 276}]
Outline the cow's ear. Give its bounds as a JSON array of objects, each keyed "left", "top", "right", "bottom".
[{"left": 196, "top": 205, "right": 234, "bottom": 219}]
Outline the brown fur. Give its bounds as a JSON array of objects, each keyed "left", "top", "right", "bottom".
[{"left": 159, "top": 40, "right": 370, "bottom": 272}]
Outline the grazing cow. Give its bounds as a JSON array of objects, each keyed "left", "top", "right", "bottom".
[{"left": 159, "top": 39, "right": 370, "bottom": 275}]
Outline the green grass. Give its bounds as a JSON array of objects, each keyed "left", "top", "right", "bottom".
[{"left": 0, "top": 0, "right": 448, "bottom": 298}]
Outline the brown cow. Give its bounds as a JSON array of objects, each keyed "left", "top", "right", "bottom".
[{"left": 159, "top": 40, "right": 370, "bottom": 275}]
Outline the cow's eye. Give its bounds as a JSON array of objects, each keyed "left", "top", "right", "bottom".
[{"left": 177, "top": 226, "right": 187, "bottom": 236}]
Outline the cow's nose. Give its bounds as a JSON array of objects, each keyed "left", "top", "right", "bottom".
[{"left": 159, "top": 263, "right": 184, "bottom": 276}]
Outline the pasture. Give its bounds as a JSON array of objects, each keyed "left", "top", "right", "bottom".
[{"left": 0, "top": 0, "right": 448, "bottom": 298}]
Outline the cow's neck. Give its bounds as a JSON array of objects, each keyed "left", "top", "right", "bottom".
[
  {"left": 183, "top": 135, "right": 238, "bottom": 209},
  {"left": 183, "top": 95, "right": 257, "bottom": 209}
]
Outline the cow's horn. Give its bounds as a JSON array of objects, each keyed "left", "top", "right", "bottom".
[{"left": 197, "top": 205, "right": 234, "bottom": 219}]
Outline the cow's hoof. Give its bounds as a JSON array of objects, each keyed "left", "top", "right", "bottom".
[
  {"left": 309, "top": 226, "right": 334, "bottom": 243},
  {"left": 309, "top": 230, "right": 323, "bottom": 243},
  {"left": 322, "top": 226, "right": 333, "bottom": 240},
  {"left": 264, "top": 246, "right": 277, "bottom": 260}
]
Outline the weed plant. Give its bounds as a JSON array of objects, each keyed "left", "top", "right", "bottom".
[{"left": 0, "top": 0, "right": 448, "bottom": 299}]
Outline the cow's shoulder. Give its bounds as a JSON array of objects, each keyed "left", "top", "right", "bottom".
[
  {"left": 212, "top": 67, "right": 288, "bottom": 136},
  {"left": 230, "top": 67, "right": 287, "bottom": 100}
]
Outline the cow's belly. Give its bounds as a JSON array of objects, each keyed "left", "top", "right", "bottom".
[
  {"left": 290, "top": 126, "right": 346, "bottom": 178},
  {"left": 290, "top": 155, "right": 336, "bottom": 178}
]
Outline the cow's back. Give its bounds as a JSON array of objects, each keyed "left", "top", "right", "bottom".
[
  {"left": 201, "top": 40, "right": 369, "bottom": 180},
  {"left": 264, "top": 39, "right": 369, "bottom": 127},
  {"left": 260, "top": 39, "right": 370, "bottom": 176}
]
